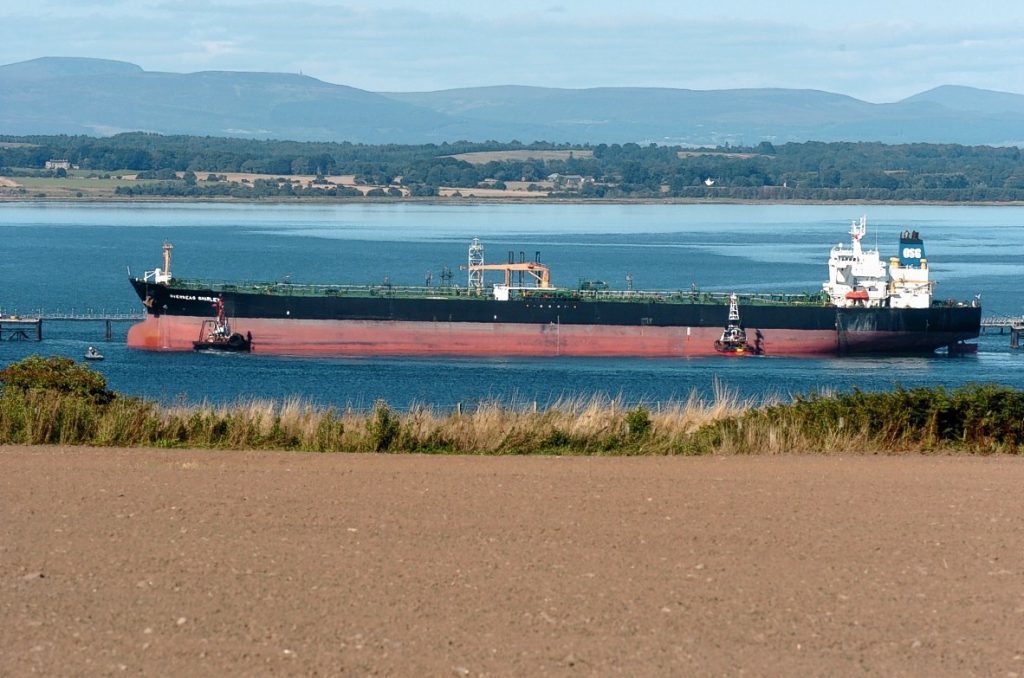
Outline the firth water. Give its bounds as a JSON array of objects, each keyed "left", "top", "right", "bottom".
[{"left": 1, "top": 202, "right": 1020, "bottom": 409}]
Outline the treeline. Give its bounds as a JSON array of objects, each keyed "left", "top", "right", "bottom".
[
  {"left": 3, "top": 133, "right": 1024, "bottom": 201},
  {"left": 112, "top": 174, "right": 414, "bottom": 199}
]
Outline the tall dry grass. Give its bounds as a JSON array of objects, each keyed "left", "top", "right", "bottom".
[
  {"left": 0, "top": 380, "right": 1020, "bottom": 455},
  {"left": 0, "top": 387, "right": 754, "bottom": 454}
]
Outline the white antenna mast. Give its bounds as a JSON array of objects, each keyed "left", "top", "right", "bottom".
[{"left": 468, "top": 238, "right": 484, "bottom": 293}]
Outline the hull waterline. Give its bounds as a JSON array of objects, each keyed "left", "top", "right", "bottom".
[{"left": 127, "top": 314, "right": 975, "bottom": 357}]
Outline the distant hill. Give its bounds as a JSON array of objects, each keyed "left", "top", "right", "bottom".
[
  {"left": 902, "top": 85, "right": 1024, "bottom": 115},
  {"left": 0, "top": 57, "right": 483, "bottom": 142},
  {"left": 2, "top": 57, "right": 1023, "bottom": 145},
  {"left": 385, "top": 86, "right": 880, "bottom": 145}
]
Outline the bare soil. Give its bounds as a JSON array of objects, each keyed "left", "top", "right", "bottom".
[{"left": 2, "top": 447, "right": 1023, "bottom": 676}]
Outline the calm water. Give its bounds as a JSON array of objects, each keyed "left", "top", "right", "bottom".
[{"left": 1, "top": 202, "right": 1021, "bottom": 409}]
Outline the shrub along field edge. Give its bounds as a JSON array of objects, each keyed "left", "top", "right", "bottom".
[{"left": 0, "top": 356, "right": 1020, "bottom": 455}]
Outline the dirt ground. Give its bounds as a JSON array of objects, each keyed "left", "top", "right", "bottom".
[{"left": 2, "top": 447, "right": 1022, "bottom": 676}]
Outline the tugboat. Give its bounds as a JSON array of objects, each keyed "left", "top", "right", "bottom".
[
  {"left": 713, "top": 293, "right": 762, "bottom": 355},
  {"left": 193, "top": 297, "right": 252, "bottom": 352},
  {"left": 84, "top": 346, "right": 104, "bottom": 361}
]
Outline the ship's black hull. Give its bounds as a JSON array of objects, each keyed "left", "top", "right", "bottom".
[{"left": 128, "top": 279, "right": 981, "bottom": 357}]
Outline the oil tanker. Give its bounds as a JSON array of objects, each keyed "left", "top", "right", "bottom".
[{"left": 127, "top": 217, "right": 981, "bottom": 357}]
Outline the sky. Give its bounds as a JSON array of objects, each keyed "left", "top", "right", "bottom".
[{"left": 2, "top": 0, "right": 1023, "bottom": 102}]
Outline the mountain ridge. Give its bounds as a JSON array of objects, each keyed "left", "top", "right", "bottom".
[{"left": 3, "top": 57, "right": 1023, "bottom": 145}]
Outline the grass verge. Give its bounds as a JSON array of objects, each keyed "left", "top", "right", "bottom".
[{"left": 0, "top": 357, "right": 1020, "bottom": 455}]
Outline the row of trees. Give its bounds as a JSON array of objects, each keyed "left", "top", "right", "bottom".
[
  {"left": 114, "top": 179, "right": 416, "bottom": 199},
  {"left": 3, "top": 133, "right": 1024, "bottom": 200}
]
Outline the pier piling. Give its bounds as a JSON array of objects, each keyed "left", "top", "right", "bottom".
[
  {"left": 0, "top": 318, "right": 42, "bottom": 341},
  {"left": 980, "top": 316, "right": 1024, "bottom": 348},
  {"left": 0, "top": 313, "right": 143, "bottom": 342}
]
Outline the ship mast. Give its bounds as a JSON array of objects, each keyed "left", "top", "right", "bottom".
[
  {"left": 848, "top": 216, "right": 866, "bottom": 257},
  {"left": 161, "top": 241, "right": 173, "bottom": 280},
  {"left": 143, "top": 241, "right": 174, "bottom": 284},
  {"left": 728, "top": 293, "right": 740, "bottom": 323},
  {"left": 468, "top": 238, "right": 484, "bottom": 294}
]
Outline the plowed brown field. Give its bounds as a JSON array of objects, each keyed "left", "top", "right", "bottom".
[{"left": 3, "top": 447, "right": 1022, "bottom": 675}]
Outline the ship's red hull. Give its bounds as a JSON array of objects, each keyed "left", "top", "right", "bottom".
[{"left": 127, "top": 315, "right": 965, "bottom": 357}]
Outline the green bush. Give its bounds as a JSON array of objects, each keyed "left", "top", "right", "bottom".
[
  {"left": 626, "top": 406, "right": 652, "bottom": 439},
  {"left": 311, "top": 408, "right": 345, "bottom": 452},
  {"left": 696, "top": 384, "right": 1024, "bottom": 454},
  {"left": 367, "top": 401, "right": 400, "bottom": 451},
  {"left": 541, "top": 428, "right": 572, "bottom": 449},
  {"left": 0, "top": 355, "right": 115, "bottom": 404}
]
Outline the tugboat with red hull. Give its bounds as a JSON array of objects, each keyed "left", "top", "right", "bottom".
[
  {"left": 192, "top": 296, "right": 252, "bottom": 353},
  {"left": 127, "top": 218, "right": 981, "bottom": 358}
]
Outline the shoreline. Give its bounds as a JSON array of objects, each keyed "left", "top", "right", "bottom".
[{"left": 3, "top": 195, "right": 1024, "bottom": 207}]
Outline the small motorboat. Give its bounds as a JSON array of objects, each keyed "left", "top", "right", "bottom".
[
  {"left": 84, "top": 346, "right": 104, "bottom": 361},
  {"left": 193, "top": 297, "right": 252, "bottom": 353}
]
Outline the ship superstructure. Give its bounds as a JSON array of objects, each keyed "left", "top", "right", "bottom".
[
  {"left": 887, "top": 230, "right": 933, "bottom": 309},
  {"left": 823, "top": 216, "right": 933, "bottom": 309}
]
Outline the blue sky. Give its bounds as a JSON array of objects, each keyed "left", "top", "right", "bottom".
[{"left": 3, "top": 0, "right": 1023, "bottom": 101}]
